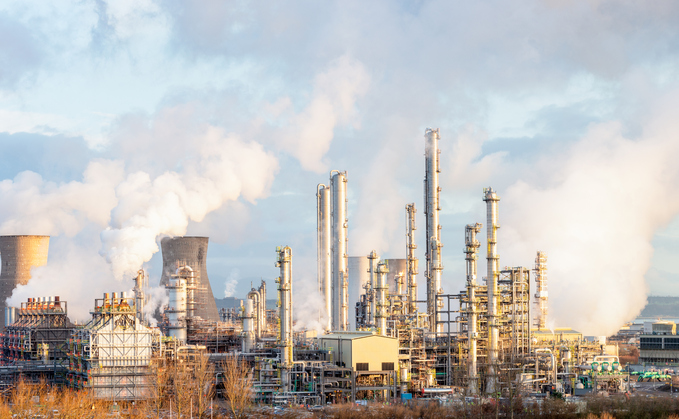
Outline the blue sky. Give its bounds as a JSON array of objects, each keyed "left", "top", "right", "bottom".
[{"left": 1, "top": 0, "right": 679, "bottom": 334}]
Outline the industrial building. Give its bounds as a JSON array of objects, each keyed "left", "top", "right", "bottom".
[{"left": 0, "top": 128, "right": 629, "bottom": 403}]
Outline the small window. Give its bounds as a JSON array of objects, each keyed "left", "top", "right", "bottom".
[
  {"left": 356, "top": 363, "right": 369, "bottom": 371},
  {"left": 382, "top": 362, "right": 394, "bottom": 371}
]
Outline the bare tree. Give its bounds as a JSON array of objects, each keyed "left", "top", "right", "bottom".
[
  {"left": 193, "top": 353, "right": 216, "bottom": 417},
  {"left": 221, "top": 355, "right": 253, "bottom": 419}
]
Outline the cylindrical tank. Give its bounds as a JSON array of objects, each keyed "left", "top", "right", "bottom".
[
  {"left": 166, "top": 277, "right": 187, "bottom": 342},
  {"left": 243, "top": 298, "right": 255, "bottom": 352},
  {"left": 0, "top": 235, "right": 49, "bottom": 327},
  {"left": 159, "top": 236, "right": 219, "bottom": 322},
  {"left": 348, "top": 256, "right": 370, "bottom": 331}
]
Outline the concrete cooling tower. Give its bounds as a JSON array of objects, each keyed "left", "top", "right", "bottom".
[
  {"left": 159, "top": 236, "right": 219, "bottom": 322},
  {"left": 0, "top": 235, "right": 50, "bottom": 327}
]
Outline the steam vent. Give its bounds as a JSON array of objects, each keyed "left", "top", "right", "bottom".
[
  {"left": 0, "top": 235, "right": 50, "bottom": 327},
  {"left": 159, "top": 236, "right": 219, "bottom": 321}
]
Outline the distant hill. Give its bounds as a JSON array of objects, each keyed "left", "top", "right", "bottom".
[
  {"left": 639, "top": 296, "right": 679, "bottom": 318},
  {"left": 214, "top": 297, "right": 278, "bottom": 311}
]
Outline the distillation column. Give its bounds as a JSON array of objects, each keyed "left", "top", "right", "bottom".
[
  {"left": 375, "top": 261, "right": 389, "bottom": 336},
  {"left": 259, "top": 280, "right": 267, "bottom": 334},
  {"left": 317, "top": 184, "right": 332, "bottom": 331},
  {"left": 276, "top": 246, "right": 293, "bottom": 392},
  {"left": 330, "top": 171, "right": 349, "bottom": 331},
  {"left": 465, "top": 223, "right": 482, "bottom": 395},
  {"left": 367, "top": 251, "right": 379, "bottom": 327},
  {"left": 243, "top": 298, "right": 255, "bottom": 352},
  {"left": 134, "top": 269, "right": 146, "bottom": 324},
  {"left": 424, "top": 129, "right": 443, "bottom": 334},
  {"left": 483, "top": 187, "right": 500, "bottom": 393},
  {"left": 405, "top": 204, "right": 419, "bottom": 316},
  {"left": 534, "top": 251, "right": 548, "bottom": 330}
]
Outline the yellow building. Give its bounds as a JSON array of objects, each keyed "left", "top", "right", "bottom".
[
  {"left": 533, "top": 328, "right": 583, "bottom": 344},
  {"left": 318, "top": 331, "right": 399, "bottom": 372}
]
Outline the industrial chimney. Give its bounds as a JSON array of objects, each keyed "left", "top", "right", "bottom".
[
  {"left": 159, "top": 236, "right": 219, "bottom": 322},
  {"left": 0, "top": 235, "right": 49, "bottom": 328}
]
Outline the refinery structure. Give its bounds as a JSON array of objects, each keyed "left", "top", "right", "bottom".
[{"left": 0, "top": 129, "right": 632, "bottom": 404}]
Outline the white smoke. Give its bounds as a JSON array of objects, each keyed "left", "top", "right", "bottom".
[
  {"left": 271, "top": 55, "right": 370, "bottom": 173},
  {"left": 223, "top": 269, "right": 239, "bottom": 298},
  {"left": 100, "top": 124, "right": 278, "bottom": 280},
  {"left": 500, "top": 96, "right": 679, "bottom": 335},
  {"left": 3, "top": 111, "right": 279, "bottom": 318}
]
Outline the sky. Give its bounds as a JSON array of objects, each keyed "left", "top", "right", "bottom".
[{"left": 1, "top": 0, "right": 679, "bottom": 334}]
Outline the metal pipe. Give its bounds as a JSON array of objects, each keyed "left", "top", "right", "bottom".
[
  {"left": 247, "top": 289, "right": 261, "bottom": 339},
  {"left": 276, "top": 246, "right": 293, "bottom": 392},
  {"left": 405, "top": 203, "right": 419, "bottom": 316},
  {"left": 424, "top": 129, "right": 443, "bottom": 334},
  {"left": 484, "top": 187, "right": 500, "bottom": 393},
  {"left": 330, "top": 171, "right": 349, "bottom": 331},
  {"left": 375, "top": 261, "right": 388, "bottom": 336},
  {"left": 465, "top": 223, "right": 482, "bottom": 395},
  {"left": 317, "top": 184, "right": 332, "bottom": 331}
]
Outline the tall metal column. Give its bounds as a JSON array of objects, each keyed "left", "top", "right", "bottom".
[
  {"left": 534, "top": 251, "right": 548, "bottom": 330},
  {"left": 483, "top": 187, "right": 500, "bottom": 393},
  {"left": 367, "top": 250, "right": 379, "bottom": 327},
  {"left": 465, "top": 223, "right": 482, "bottom": 394},
  {"left": 405, "top": 204, "right": 419, "bottom": 316},
  {"left": 317, "top": 184, "right": 332, "bottom": 331},
  {"left": 424, "top": 129, "right": 443, "bottom": 334},
  {"left": 375, "top": 261, "right": 388, "bottom": 336},
  {"left": 330, "top": 171, "right": 349, "bottom": 331},
  {"left": 276, "top": 246, "right": 293, "bottom": 391}
]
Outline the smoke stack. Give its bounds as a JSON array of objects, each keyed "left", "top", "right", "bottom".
[
  {"left": 0, "top": 235, "right": 49, "bottom": 327},
  {"left": 159, "top": 236, "right": 219, "bottom": 322}
]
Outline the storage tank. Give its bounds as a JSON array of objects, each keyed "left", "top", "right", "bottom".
[
  {"left": 0, "top": 235, "right": 49, "bottom": 328},
  {"left": 159, "top": 236, "right": 219, "bottom": 322}
]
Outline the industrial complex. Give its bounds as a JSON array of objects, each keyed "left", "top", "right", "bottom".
[{"left": 0, "top": 128, "right": 663, "bottom": 407}]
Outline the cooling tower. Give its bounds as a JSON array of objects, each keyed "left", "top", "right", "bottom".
[
  {"left": 159, "top": 236, "right": 219, "bottom": 322},
  {"left": 0, "top": 235, "right": 50, "bottom": 327}
]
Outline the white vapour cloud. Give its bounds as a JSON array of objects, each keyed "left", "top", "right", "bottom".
[
  {"left": 0, "top": 160, "right": 124, "bottom": 236},
  {"left": 224, "top": 269, "right": 239, "bottom": 298},
  {"left": 500, "top": 93, "right": 679, "bottom": 335},
  {"left": 273, "top": 55, "right": 370, "bottom": 173},
  {"left": 100, "top": 125, "right": 278, "bottom": 280}
]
